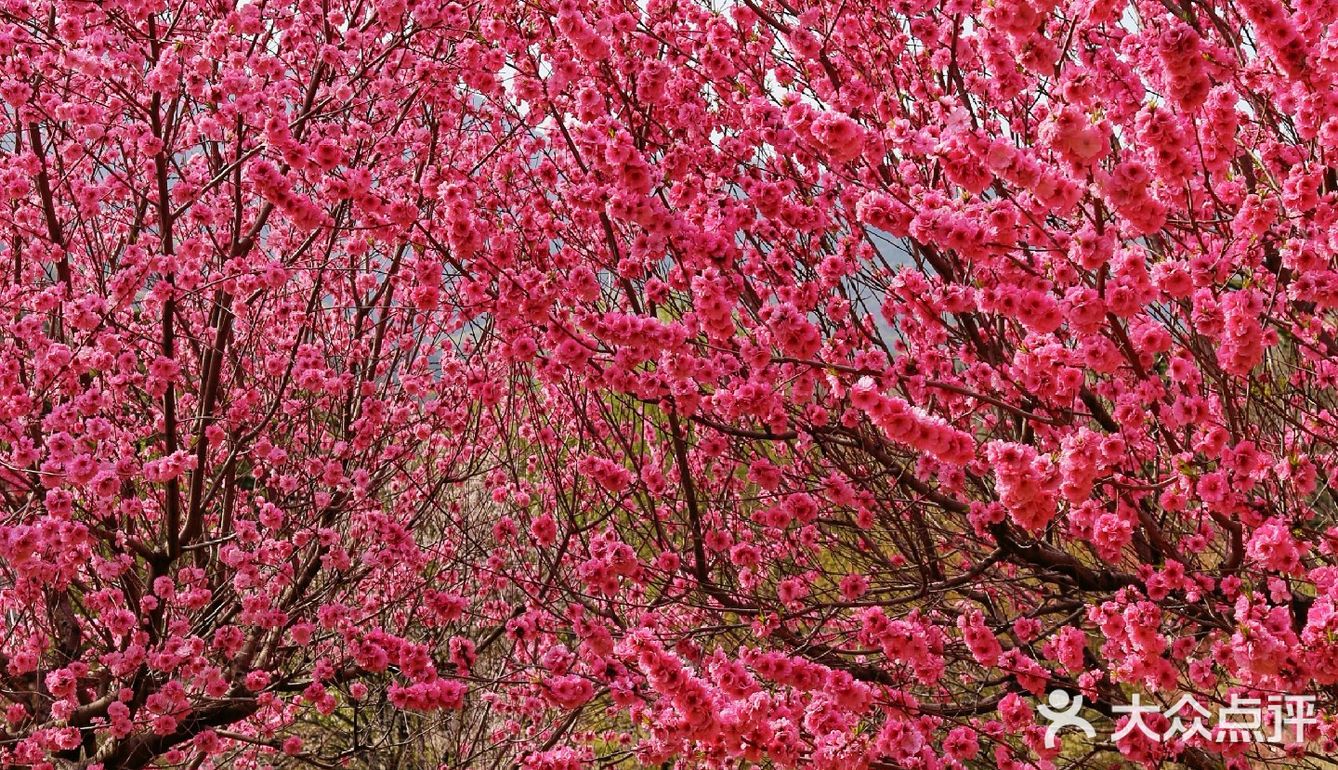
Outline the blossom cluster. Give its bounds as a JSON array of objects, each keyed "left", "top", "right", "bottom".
[{"left": 1, "top": 0, "right": 1337, "bottom": 767}]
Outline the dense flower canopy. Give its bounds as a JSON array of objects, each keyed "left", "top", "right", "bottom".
[{"left": 1, "top": 0, "right": 1337, "bottom": 767}]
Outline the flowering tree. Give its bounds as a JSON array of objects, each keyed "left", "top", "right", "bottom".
[{"left": 2, "top": 0, "right": 1338, "bottom": 767}]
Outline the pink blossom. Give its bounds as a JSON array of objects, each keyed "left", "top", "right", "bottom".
[{"left": 0, "top": 3, "right": 1334, "bottom": 768}]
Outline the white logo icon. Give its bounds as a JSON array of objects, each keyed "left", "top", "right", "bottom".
[{"left": 1038, "top": 690, "right": 1096, "bottom": 748}]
